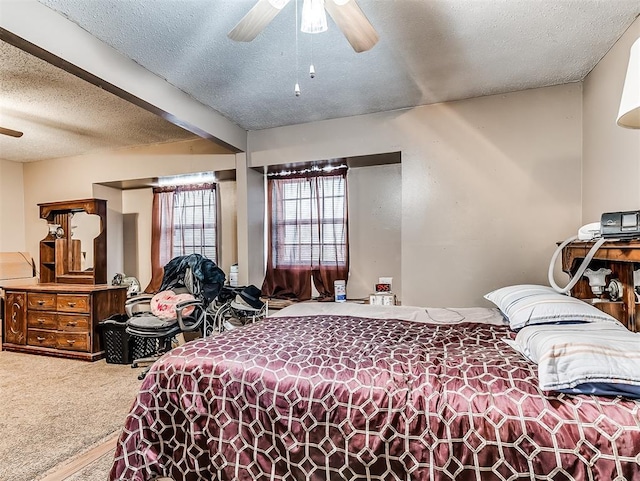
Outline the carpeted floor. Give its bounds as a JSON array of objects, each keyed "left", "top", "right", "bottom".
[{"left": 0, "top": 351, "right": 143, "bottom": 481}]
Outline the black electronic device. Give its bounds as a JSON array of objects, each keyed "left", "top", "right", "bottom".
[{"left": 601, "top": 210, "right": 640, "bottom": 239}]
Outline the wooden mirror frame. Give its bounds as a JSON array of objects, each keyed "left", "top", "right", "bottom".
[{"left": 38, "top": 198, "right": 107, "bottom": 284}]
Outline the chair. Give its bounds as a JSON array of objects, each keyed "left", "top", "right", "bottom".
[
  {"left": 206, "top": 285, "right": 267, "bottom": 335},
  {"left": 125, "top": 254, "right": 225, "bottom": 378}
]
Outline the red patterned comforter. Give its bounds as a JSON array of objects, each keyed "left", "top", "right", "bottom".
[{"left": 109, "top": 314, "right": 640, "bottom": 480}]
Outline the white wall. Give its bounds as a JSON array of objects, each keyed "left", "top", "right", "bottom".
[
  {"left": 235, "top": 154, "right": 265, "bottom": 288},
  {"left": 218, "top": 180, "right": 238, "bottom": 278},
  {"left": 122, "top": 188, "right": 152, "bottom": 283},
  {"left": 348, "top": 164, "right": 402, "bottom": 300},
  {"left": 583, "top": 17, "right": 640, "bottom": 221},
  {"left": 248, "top": 84, "right": 583, "bottom": 307},
  {"left": 0, "top": 159, "right": 26, "bottom": 251}
]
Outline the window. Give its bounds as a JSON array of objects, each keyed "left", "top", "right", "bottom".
[
  {"left": 172, "top": 187, "right": 217, "bottom": 262},
  {"left": 273, "top": 175, "right": 347, "bottom": 267},
  {"left": 262, "top": 167, "right": 349, "bottom": 301},
  {"left": 147, "top": 183, "right": 218, "bottom": 292}
]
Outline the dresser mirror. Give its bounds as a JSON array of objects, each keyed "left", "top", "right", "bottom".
[
  {"left": 38, "top": 198, "right": 107, "bottom": 284},
  {"left": 69, "top": 211, "right": 101, "bottom": 272}
]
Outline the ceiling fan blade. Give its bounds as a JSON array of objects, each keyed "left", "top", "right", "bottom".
[
  {"left": 324, "top": 0, "right": 379, "bottom": 53},
  {"left": 228, "top": 0, "right": 291, "bottom": 42},
  {"left": 0, "top": 127, "right": 23, "bottom": 138}
]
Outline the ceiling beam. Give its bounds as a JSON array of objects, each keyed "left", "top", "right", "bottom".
[{"left": 0, "top": 0, "right": 247, "bottom": 153}]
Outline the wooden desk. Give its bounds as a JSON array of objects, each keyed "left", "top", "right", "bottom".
[
  {"left": 562, "top": 240, "right": 640, "bottom": 331},
  {"left": 2, "top": 283, "right": 126, "bottom": 361}
]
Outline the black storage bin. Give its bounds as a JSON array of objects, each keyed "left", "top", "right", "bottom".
[{"left": 100, "top": 314, "right": 157, "bottom": 364}]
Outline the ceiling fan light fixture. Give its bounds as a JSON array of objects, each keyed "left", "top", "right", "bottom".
[
  {"left": 301, "top": 0, "right": 328, "bottom": 34},
  {"left": 230, "top": 0, "right": 378, "bottom": 52},
  {"left": 617, "top": 37, "right": 640, "bottom": 129}
]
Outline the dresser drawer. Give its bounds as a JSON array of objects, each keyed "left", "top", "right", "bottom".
[
  {"left": 28, "top": 293, "right": 57, "bottom": 311},
  {"left": 27, "top": 311, "right": 57, "bottom": 330},
  {"left": 58, "top": 314, "right": 90, "bottom": 332},
  {"left": 57, "top": 294, "right": 91, "bottom": 313},
  {"left": 56, "top": 332, "right": 89, "bottom": 352},
  {"left": 27, "top": 329, "right": 57, "bottom": 348}
]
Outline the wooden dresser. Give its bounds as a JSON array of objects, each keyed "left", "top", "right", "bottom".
[{"left": 3, "top": 283, "right": 126, "bottom": 361}]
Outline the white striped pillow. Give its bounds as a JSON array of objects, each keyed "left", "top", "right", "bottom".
[
  {"left": 484, "top": 284, "right": 557, "bottom": 309},
  {"left": 484, "top": 285, "right": 619, "bottom": 330},
  {"left": 512, "top": 322, "right": 640, "bottom": 391}
]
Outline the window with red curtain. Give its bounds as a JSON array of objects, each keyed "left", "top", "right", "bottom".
[
  {"left": 172, "top": 186, "right": 217, "bottom": 261},
  {"left": 262, "top": 167, "right": 349, "bottom": 301},
  {"left": 146, "top": 183, "right": 218, "bottom": 292}
]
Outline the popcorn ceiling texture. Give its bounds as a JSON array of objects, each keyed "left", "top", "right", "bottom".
[
  {"left": 0, "top": 41, "right": 197, "bottom": 163},
  {"left": 3, "top": 0, "right": 640, "bottom": 161}
]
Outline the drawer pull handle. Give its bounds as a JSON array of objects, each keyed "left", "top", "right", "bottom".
[
  {"left": 37, "top": 300, "right": 45, "bottom": 305},
  {"left": 67, "top": 302, "right": 76, "bottom": 307},
  {"left": 67, "top": 321, "right": 78, "bottom": 327},
  {"left": 36, "top": 336, "right": 45, "bottom": 342},
  {"left": 66, "top": 339, "right": 76, "bottom": 345},
  {"left": 38, "top": 318, "right": 45, "bottom": 324}
]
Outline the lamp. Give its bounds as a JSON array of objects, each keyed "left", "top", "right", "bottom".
[
  {"left": 301, "top": 0, "right": 327, "bottom": 34},
  {"left": 617, "top": 37, "right": 640, "bottom": 129}
]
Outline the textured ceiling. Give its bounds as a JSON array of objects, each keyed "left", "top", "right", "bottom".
[
  {"left": 0, "top": 40, "right": 198, "bottom": 163},
  {"left": 1, "top": 0, "right": 639, "bottom": 162}
]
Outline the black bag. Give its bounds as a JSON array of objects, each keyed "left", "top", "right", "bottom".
[{"left": 160, "top": 254, "right": 226, "bottom": 304}]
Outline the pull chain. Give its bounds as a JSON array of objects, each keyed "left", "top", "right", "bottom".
[{"left": 310, "top": 34, "right": 316, "bottom": 78}]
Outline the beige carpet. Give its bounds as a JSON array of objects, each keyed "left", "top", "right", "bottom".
[{"left": 0, "top": 351, "right": 143, "bottom": 481}]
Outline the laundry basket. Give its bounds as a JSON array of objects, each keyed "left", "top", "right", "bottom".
[{"left": 99, "top": 314, "right": 157, "bottom": 364}]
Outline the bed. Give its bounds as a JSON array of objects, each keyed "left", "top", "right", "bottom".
[{"left": 109, "top": 301, "right": 640, "bottom": 480}]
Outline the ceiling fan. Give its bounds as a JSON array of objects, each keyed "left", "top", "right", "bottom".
[
  {"left": 0, "top": 127, "right": 23, "bottom": 138},
  {"left": 228, "top": 0, "right": 379, "bottom": 53}
]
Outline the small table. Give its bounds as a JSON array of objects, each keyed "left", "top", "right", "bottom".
[{"left": 562, "top": 239, "right": 640, "bottom": 331}]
